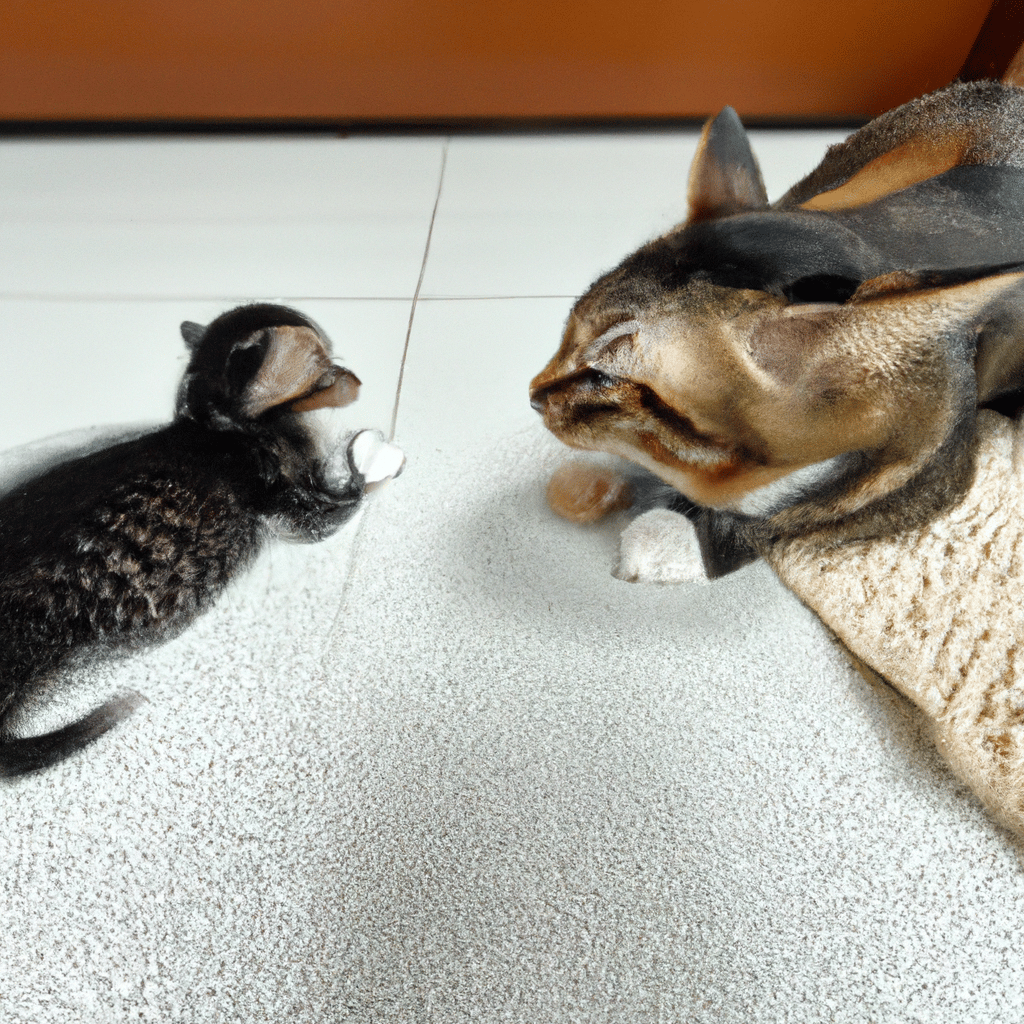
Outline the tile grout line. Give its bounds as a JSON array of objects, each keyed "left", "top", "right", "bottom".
[
  {"left": 388, "top": 138, "right": 450, "bottom": 442},
  {"left": 317, "top": 138, "right": 450, "bottom": 670}
]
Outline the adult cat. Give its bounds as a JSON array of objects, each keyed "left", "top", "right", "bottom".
[{"left": 530, "top": 80, "right": 1024, "bottom": 579}]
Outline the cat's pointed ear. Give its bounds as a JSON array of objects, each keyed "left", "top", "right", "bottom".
[
  {"left": 687, "top": 107, "right": 768, "bottom": 223},
  {"left": 180, "top": 321, "right": 206, "bottom": 350},
  {"left": 1004, "top": 42, "right": 1024, "bottom": 87},
  {"left": 956, "top": 0, "right": 1024, "bottom": 85}
]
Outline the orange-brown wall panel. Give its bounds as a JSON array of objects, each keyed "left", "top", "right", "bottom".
[{"left": 0, "top": 0, "right": 993, "bottom": 122}]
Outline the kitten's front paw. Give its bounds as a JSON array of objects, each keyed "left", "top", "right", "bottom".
[
  {"left": 320, "top": 425, "right": 405, "bottom": 491},
  {"left": 347, "top": 430, "right": 405, "bottom": 491},
  {"left": 616, "top": 508, "right": 707, "bottom": 584}
]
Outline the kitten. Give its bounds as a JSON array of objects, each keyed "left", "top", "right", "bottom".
[
  {"left": 530, "top": 80, "right": 1024, "bottom": 580},
  {"left": 0, "top": 303, "right": 403, "bottom": 775}
]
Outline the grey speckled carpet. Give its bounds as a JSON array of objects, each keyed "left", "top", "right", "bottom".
[{"left": 4, "top": 421, "right": 1024, "bottom": 1024}]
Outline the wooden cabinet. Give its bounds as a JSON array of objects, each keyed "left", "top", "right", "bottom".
[{"left": 0, "top": 0, "right": 994, "bottom": 123}]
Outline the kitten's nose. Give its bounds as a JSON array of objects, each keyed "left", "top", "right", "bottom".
[
  {"left": 290, "top": 366, "right": 360, "bottom": 412},
  {"left": 330, "top": 367, "right": 361, "bottom": 407}
]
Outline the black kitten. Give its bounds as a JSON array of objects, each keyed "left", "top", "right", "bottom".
[{"left": 0, "top": 304, "right": 403, "bottom": 775}]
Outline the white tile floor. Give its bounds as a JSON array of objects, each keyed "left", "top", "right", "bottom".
[
  {"left": 4, "top": 127, "right": 1024, "bottom": 1023},
  {"left": 0, "top": 128, "right": 845, "bottom": 449}
]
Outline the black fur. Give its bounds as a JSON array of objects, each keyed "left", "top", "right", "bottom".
[
  {"left": 0, "top": 304, "right": 368, "bottom": 775},
  {"left": 596, "top": 165, "right": 1024, "bottom": 310}
]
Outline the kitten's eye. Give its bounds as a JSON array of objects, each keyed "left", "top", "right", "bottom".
[{"left": 782, "top": 274, "right": 861, "bottom": 304}]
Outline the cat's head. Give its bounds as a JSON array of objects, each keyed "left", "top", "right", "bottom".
[
  {"left": 176, "top": 304, "right": 360, "bottom": 430},
  {"left": 530, "top": 98, "right": 1024, "bottom": 532}
]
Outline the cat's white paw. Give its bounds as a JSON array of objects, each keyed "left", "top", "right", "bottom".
[{"left": 615, "top": 508, "right": 707, "bottom": 584}]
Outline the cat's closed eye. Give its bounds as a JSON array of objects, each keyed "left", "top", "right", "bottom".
[
  {"left": 781, "top": 274, "right": 861, "bottom": 305},
  {"left": 577, "top": 368, "right": 617, "bottom": 392}
]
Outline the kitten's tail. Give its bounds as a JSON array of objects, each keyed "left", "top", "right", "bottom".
[{"left": 0, "top": 691, "right": 147, "bottom": 777}]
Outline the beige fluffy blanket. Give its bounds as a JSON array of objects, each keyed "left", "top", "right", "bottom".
[{"left": 767, "top": 410, "right": 1024, "bottom": 835}]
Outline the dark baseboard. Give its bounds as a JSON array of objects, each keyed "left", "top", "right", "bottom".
[{"left": 0, "top": 114, "right": 869, "bottom": 138}]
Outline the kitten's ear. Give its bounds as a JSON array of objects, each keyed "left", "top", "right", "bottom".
[
  {"left": 180, "top": 321, "right": 206, "bottom": 350},
  {"left": 242, "top": 325, "right": 360, "bottom": 417},
  {"left": 687, "top": 107, "right": 769, "bottom": 223}
]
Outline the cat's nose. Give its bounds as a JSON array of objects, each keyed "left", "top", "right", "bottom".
[
  {"left": 529, "top": 368, "right": 557, "bottom": 412},
  {"left": 530, "top": 384, "right": 581, "bottom": 433},
  {"left": 529, "top": 371, "right": 577, "bottom": 415},
  {"left": 531, "top": 368, "right": 617, "bottom": 418},
  {"left": 530, "top": 381, "right": 566, "bottom": 417}
]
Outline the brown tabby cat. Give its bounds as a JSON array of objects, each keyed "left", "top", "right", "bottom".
[{"left": 530, "top": 79, "right": 1024, "bottom": 578}]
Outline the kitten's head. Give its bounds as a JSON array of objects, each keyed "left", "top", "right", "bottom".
[
  {"left": 531, "top": 101, "right": 1024, "bottom": 532},
  {"left": 176, "top": 304, "right": 360, "bottom": 430},
  {"left": 174, "top": 304, "right": 404, "bottom": 533}
]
